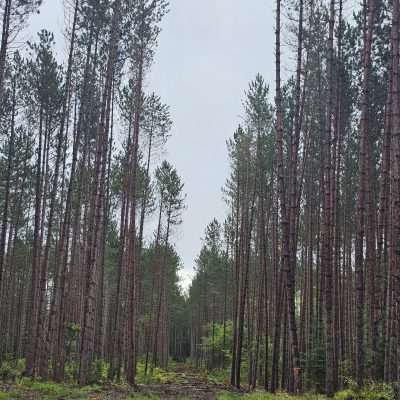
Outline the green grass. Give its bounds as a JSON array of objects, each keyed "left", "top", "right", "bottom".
[
  {"left": 215, "top": 384, "right": 396, "bottom": 400},
  {"left": 0, "top": 379, "right": 109, "bottom": 399},
  {"left": 0, "top": 385, "right": 395, "bottom": 400},
  {"left": 207, "top": 368, "right": 230, "bottom": 384},
  {"left": 0, "top": 379, "right": 166, "bottom": 399},
  {"left": 216, "top": 393, "right": 326, "bottom": 400},
  {"left": 216, "top": 393, "right": 241, "bottom": 400},
  {"left": 334, "top": 382, "right": 395, "bottom": 400},
  {"left": 135, "top": 362, "right": 189, "bottom": 385},
  {"left": 0, "top": 393, "right": 19, "bottom": 399}
]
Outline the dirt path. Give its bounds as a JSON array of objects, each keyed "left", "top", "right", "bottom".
[{"left": 137, "top": 366, "right": 240, "bottom": 399}]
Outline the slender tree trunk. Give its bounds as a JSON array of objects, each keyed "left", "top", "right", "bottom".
[
  {"left": 355, "top": 0, "right": 375, "bottom": 387},
  {"left": 0, "top": 0, "right": 11, "bottom": 104},
  {"left": 0, "top": 74, "right": 16, "bottom": 306}
]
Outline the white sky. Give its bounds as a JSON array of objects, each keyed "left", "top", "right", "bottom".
[{"left": 26, "top": 0, "right": 275, "bottom": 290}]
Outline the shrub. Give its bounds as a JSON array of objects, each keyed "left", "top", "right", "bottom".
[
  {"left": 65, "top": 360, "right": 79, "bottom": 382},
  {"left": 362, "top": 382, "right": 394, "bottom": 400},
  {"left": 208, "top": 368, "right": 230, "bottom": 384},
  {"left": 335, "top": 382, "right": 395, "bottom": 400},
  {"left": 89, "top": 358, "right": 109, "bottom": 383},
  {"left": 0, "top": 393, "right": 18, "bottom": 400},
  {"left": 0, "top": 361, "right": 18, "bottom": 382},
  {"left": 335, "top": 388, "right": 357, "bottom": 400}
]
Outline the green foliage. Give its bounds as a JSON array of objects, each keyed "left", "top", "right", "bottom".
[
  {"left": 0, "top": 357, "right": 25, "bottom": 382},
  {"left": 0, "top": 362, "right": 18, "bottom": 382},
  {"left": 217, "top": 393, "right": 242, "bottom": 400},
  {"left": 136, "top": 361, "right": 188, "bottom": 385},
  {"left": 89, "top": 358, "right": 109, "bottom": 384},
  {"left": 301, "top": 339, "right": 326, "bottom": 390},
  {"left": 199, "top": 320, "right": 249, "bottom": 380},
  {"left": 155, "top": 160, "right": 186, "bottom": 226},
  {"left": 1, "top": 375, "right": 396, "bottom": 400},
  {"left": 15, "top": 379, "right": 73, "bottom": 399},
  {"left": 0, "top": 392, "right": 18, "bottom": 399},
  {"left": 217, "top": 392, "right": 326, "bottom": 400},
  {"left": 0, "top": 379, "right": 105, "bottom": 400},
  {"left": 147, "top": 367, "right": 167, "bottom": 384},
  {"left": 65, "top": 360, "right": 79, "bottom": 382},
  {"left": 66, "top": 323, "right": 81, "bottom": 341},
  {"left": 216, "top": 380, "right": 394, "bottom": 400},
  {"left": 200, "top": 321, "right": 249, "bottom": 383},
  {"left": 208, "top": 368, "right": 231, "bottom": 384},
  {"left": 335, "top": 382, "right": 394, "bottom": 400},
  {"left": 335, "top": 388, "right": 357, "bottom": 400},
  {"left": 201, "top": 321, "right": 233, "bottom": 359}
]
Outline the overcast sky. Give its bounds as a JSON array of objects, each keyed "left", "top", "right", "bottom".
[{"left": 27, "top": 0, "right": 275, "bottom": 290}]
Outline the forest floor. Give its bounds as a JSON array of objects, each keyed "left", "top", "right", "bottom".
[
  {"left": 4, "top": 363, "right": 386, "bottom": 400},
  {"left": 137, "top": 364, "right": 237, "bottom": 399},
  {"left": 0, "top": 364, "right": 246, "bottom": 399}
]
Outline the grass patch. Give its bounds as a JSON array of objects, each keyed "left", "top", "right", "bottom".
[
  {"left": 217, "top": 392, "right": 242, "bottom": 400},
  {"left": 135, "top": 362, "right": 189, "bottom": 385},
  {"left": 334, "top": 383, "right": 395, "bottom": 400},
  {"left": 216, "top": 384, "right": 395, "bottom": 400},
  {"left": 0, "top": 379, "right": 112, "bottom": 399},
  {"left": 216, "top": 391, "right": 327, "bottom": 400},
  {"left": 0, "top": 392, "right": 19, "bottom": 399},
  {"left": 208, "top": 368, "right": 230, "bottom": 384},
  {"left": 0, "top": 379, "right": 165, "bottom": 399},
  {"left": 216, "top": 392, "right": 325, "bottom": 400}
]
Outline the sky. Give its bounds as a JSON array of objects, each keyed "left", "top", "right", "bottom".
[{"left": 27, "top": 0, "right": 275, "bottom": 290}]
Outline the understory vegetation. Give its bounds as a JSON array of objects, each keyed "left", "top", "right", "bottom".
[{"left": 0, "top": 375, "right": 396, "bottom": 400}]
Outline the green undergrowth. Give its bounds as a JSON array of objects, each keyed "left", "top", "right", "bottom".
[
  {"left": 0, "top": 357, "right": 188, "bottom": 385},
  {"left": 0, "top": 382, "right": 396, "bottom": 400},
  {"left": 216, "top": 382, "right": 395, "bottom": 400},
  {"left": 334, "top": 381, "right": 394, "bottom": 400},
  {"left": 0, "top": 359, "right": 25, "bottom": 382},
  {"left": 204, "top": 368, "right": 230, "bottom": 384},
  {"left": 216, "top": 392, "right": 326, "bottom": 400},
  {"left": 0, "top": 379, "right": 162, "bottom": 399},
  {"left": 0, "top": 358, "right": 396, "bottom": 400},
  {"left": 0, "top": 379, "right": 103, "bottom": 399},
  {"left": 135, "top": 361, "right": 189, "bottom": 385}
]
